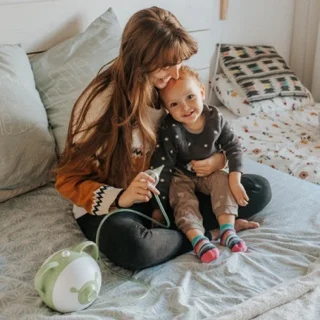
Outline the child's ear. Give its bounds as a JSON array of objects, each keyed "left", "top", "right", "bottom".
[{"left": 200, "top": 84, "right": 205, "bottom": 101}]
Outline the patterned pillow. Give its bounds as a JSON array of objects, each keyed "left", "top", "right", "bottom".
[
  {"left": 219, "top": 44, "right": 310, "bottom": 103},
  {"left": 214, "top": 73, "right": 314, "bottom": 117}
]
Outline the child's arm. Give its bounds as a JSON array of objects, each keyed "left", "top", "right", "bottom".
[
  {"left": 191, "top": 151, "right": 227, "bottom": 177},
  {"left": 215, "top": 111, "right": 243, "bottom": 173},
  {"left": 214, "top": 109, "right": 249, "bottom": 205},
  {"left": 229, "top": 171, "right": 249, "bottom": 206}
]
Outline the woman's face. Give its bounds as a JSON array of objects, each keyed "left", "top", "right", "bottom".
[{"left": 148, "top": 63, "right": 182, "bottom": 89}]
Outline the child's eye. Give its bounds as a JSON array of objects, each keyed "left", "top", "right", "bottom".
[
  {"left": 187, "top": 94, "right": 195, "bottom": 100},
  {"left": 170, "top": 102, "right": 178, "bottom": 108}
]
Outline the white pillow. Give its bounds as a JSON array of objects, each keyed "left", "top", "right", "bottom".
[{"left": 30, "top": 7, "right": 122, "bottom": 154}]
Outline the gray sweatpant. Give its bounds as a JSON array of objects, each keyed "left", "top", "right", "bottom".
[{"left": 169, "top": 170, "right": 238, "bottom": 234}]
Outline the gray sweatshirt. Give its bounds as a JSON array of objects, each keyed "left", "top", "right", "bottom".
[{"left": 150, "top": 104, "right": 243, "bottom": 206}]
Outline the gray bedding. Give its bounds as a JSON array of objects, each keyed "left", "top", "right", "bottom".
[{"left": 1, "top": 158, "right": 320, "bottom": 319}]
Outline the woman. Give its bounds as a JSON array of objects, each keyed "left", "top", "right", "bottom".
[{"left": 55, "top": 7, "right": 272, "bottom": 270}]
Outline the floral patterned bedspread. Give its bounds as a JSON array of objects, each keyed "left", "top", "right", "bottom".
[{"left": 230, "top": 103, "right": 320, "bottom": 185}]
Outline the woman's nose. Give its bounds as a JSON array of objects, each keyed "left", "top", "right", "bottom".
[{"left": 169, "top": 65, "right": 180, "bottom": 79}]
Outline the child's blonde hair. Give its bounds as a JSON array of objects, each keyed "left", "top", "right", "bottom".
[
  {"left": 176, "top": 65, "right": 202, "bottom": 85},
  {"left": 159, "top": 65, "right": 203, "bottom": 106}
]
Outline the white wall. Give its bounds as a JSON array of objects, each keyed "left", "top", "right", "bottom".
[
  {"left": 211, "top": 0, "right": 295, "bottom": 60},
  {"left": 0, "top": 0, "right": 296, "bottom": 102},
  {"left": 0, "top": 0, "right": 214, "bottom": 93},
  {"left": 208, "top": 0, "right": 295, "bottom": 104},
  {"left": 0, "top": 0, "right": 213, "bottom": 52},
  {"left": 290, "top": 0, "right": 320, "bottom": 91}
]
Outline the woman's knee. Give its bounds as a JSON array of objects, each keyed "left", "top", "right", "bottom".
[
  {"left": 97, "top": 212, "right": 182, "bottom": 270},
  {"left": 241, "top": 174, "right": 272, "bottom": 212},
  {"left": 97, "top": 214, "right": 148, "bottom": 267}
]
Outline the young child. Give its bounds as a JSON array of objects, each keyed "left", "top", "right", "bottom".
[{"left": 150, "top": 65, "right": 249, "bottom": 263}]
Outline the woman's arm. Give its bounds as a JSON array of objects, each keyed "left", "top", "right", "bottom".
[
  {"left": 191, "top": 151, "right": 227, "bottom": 177},
  {"left": 56, "top": 87, "right": 121, "bottom": 215},
  {"left": 55, "top": 164, "right": 123, "bottom": 215},
  {"left": 56, "top": 164, "right": 160, "bottom": 214}
]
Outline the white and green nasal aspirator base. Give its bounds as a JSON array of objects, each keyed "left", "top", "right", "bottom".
[
  {"left": 34, "top": 241, "right": 101, "bottom": 313},
  {"left": 35, "top": 166, "right": 170, "bottom": 313}
]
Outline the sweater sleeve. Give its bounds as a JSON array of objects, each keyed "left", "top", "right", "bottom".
[
  {"left": 55, "top": 86, "right": 123, "bottom": 215},
  {"left": 55, "top": 163, "right": 123, "bottom": 215},
  {"left": 215, "top": 110, "right": 243, "bottom": 172}
]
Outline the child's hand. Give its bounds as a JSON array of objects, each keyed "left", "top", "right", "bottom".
[
  {"left": 151, "top": 208, "right": 165, "bottom": 228},
  {"left": 191, "top": 152, "right": 225, "bottom": 177},
  {"left": 230, "top": 182, "right": 249, "bottom": 206}
]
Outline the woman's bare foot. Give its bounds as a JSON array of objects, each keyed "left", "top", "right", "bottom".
[{"left": 209, "top": 219, "right": 260, "bottom": 240}]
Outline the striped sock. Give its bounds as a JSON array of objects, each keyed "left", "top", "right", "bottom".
[
  {"left": 220, "top": 223, "right": 247, "bottom": 252},
  {"left": 191, "top": 235, "right": 219, "bottom": 263}
]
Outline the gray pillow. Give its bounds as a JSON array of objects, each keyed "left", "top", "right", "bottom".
[
  {"left": 0, "top": 44, "right": 56, "bottom": 202},
  {"left": 30, "top": 7, "right": 121, "bottom": 154}
]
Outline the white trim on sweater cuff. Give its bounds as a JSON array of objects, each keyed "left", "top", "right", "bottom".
[{"left": 91, "top": 186, "right": 123, "bottom": 215}]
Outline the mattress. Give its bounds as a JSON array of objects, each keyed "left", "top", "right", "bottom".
[
  {"left": 217, "top": 105, "right": 239, "bottom": 120},
  {"left": 1, "top": 158, "right": 320, "bottom": 319},
  {"left": 230, "top": 103, "right": 320, "bottom": 185}
]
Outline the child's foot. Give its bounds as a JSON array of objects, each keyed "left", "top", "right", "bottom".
[
  {"left": 210, "top": 219, "right": 259, "bottom": 241},
  {"left": 192, "top": 235, "right": 219, "bottom": 263},
  {"left": 235, "top": 219, "right": 260, "bottom": 232},
  {"left": 220, "top": 223, "right": 247, "bottom": 252}
]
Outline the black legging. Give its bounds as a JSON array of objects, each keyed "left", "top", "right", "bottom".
[{"left": 77, "top": 174, "right": 272, "bottom": 270}]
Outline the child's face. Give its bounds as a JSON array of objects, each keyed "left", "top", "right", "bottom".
[{"left": 160, "top": 77, "right": 205, "bottom": 129}]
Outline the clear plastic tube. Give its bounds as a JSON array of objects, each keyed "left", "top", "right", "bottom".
[{"left": 95, "top": 165, "right": 170, "bottom": 301}]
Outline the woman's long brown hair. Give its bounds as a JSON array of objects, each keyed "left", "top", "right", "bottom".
[{"left": 56, "top": 6, "right": 198, "bottom": 188}]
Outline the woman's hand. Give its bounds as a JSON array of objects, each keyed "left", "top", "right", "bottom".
[
  {"left": 117, "top": 172, "right": 160, "bottom": 208},
  {"left": 191, "top": 152, "right": 226, "bottom": 177}
]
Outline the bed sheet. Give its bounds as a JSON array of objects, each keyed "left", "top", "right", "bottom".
[
  {"left": 1, "top": 159, "right": 320, "bottom": 319},
  {"left": 230, "top": 103, "right": 320, "bottom": 185}
]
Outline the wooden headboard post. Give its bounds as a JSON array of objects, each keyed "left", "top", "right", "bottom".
[{"left": 220, "top": 0, "right": 229, "bottom": 20}]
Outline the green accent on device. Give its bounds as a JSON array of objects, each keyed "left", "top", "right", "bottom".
[
  {"left": 34, "top": 241, "right": 101, "bottom": 313},
  {"left": 70, "top": 272, "right": 100, "bottom": 304}
]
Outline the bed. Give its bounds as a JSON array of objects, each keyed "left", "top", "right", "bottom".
[
  {"left": 1, "top": 158, "right": 320, "bottom": 319},
  {"left": 1, "top": 1, "right": 320, "bottom": 319},
  {"left": 230, "top": 104, "right": 320, "bottom": 185},
  {"left": 213, "top": 45, "right": 320, "bottom": 186}
]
